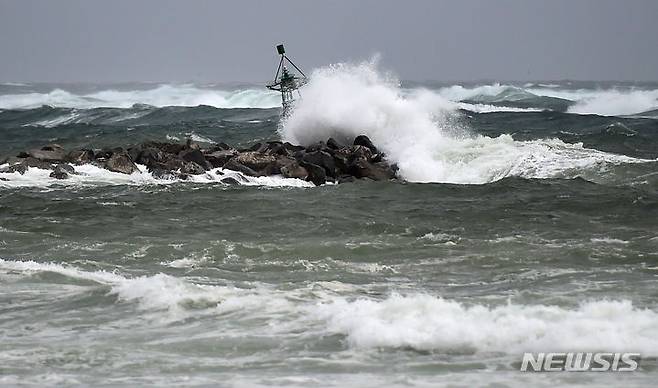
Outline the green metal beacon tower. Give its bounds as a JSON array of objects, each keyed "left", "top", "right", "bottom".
[{"left": 266, "top": 44, "right": 307, "bottom": 116}]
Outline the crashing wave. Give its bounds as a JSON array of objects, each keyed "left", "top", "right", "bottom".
[
  {"left": 2, "top": 258, "right": 658, "bottom": 355},
  {"left": 280, "top": 60, "right": 653, "bottom": 184}
]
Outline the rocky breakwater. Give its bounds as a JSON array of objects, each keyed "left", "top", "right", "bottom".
[{"left": 0, "top": 135, "right": 398, "bottom": 185}]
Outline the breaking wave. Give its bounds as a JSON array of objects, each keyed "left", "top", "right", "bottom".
[
  {"left": 435, "top": 83, "right": 658, "bottom": 116},
  {"left": 313, "top": 294, "right": 658, "bottom": 354},
  {"left": 280, "top": 60, "right": 652, "bottom": 184},
  {"left": 0, "top": 84, "right": 281, "bottom": 109},
  {"left": 3, "top": 81, "right": 656, "bottom": 117},
  {"left": 2, "top": 258, "right": 658, "bottom": 355}
]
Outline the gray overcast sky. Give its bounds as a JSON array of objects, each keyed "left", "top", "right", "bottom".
[{"left": 1, "top": 0, "right": 657, "bottom": 83}]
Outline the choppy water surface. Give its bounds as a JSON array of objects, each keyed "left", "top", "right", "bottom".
[{"left": 1, "top": 67, "right": 658, "bottom": 386}]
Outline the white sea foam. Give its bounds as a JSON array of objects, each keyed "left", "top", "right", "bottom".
[
  {"left": 0, "top": 164, "right": 313, "bottom": 189},
  {"left": 281, "top": 60, "right": 651, "bottom": 184},
  {"left": 2, "top": 259, "right": 658, "bottom": 355},
  {"left": 312, "top": 293, "right": 658, "bottom": 354},
  {"left": 0, "top": 85, "right": 281, "bottom": 109},
  {"left": 2, "top": 80, "right": 656, "bottom": 117},
  {"left": 434, "top": 83, "right": 514, "bottom": 102},
  {"left": 0, "top": 259, "right": 291, "bottom": 317},
  {"left": 0, "top": 259, "right": 228, "bottom": 312},
  {"left": 527, "top": 87, "right": 658, "bottom": 116},
  {"left": 434, "top": 83, "right": 658, "bottom": 116},
  {"left": 0, "top": 259, "right": 125, "bottom": 284}
]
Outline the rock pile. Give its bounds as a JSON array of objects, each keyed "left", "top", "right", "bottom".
[{"left": 0, "top": 135, "right": 398, "bottom": 185}]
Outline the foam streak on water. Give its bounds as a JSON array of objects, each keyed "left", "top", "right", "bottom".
[{"left": 0, "top": 164, "right": 314, "bottom": 188}]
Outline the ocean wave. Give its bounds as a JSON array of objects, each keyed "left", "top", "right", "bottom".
[
  {"left": 0, "top": 259, "right": 299, "bottom": 322},
  {"left": 3, "top": 80, "right": 656, "bottom": 117},
  {"left": 313, "top": 293, "right": 658, "bottom": 354},
  {"left": 431, "top": 83, "right": 658, "bottom": 116},
  {"left": 2, "top": 258, "right": 658, "bottom": 355},
  {"left": 526, "top": 87, "right": 658, "bottom": 116},
  {"left": 0, "top": 85, "right": 281, "bottom": 109},
  {"left": 0, "top": 164, "right": 314, "bottom": 188},
  {"left": 280, "top": 61, "right": 653, "bottom": 184},
  {"left": 0, "top": 259, "right": 232, "bottom": 313}
]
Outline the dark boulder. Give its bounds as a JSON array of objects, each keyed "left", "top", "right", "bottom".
[
  {"left": 49, "top": 165, "right": 70, "bottom": 179},
  {"left": 145, "top": 141, "right": 185, "bottom": 155},
  {"left": 93, "top": 149, "right": 112, "bottom": 161},
  {"left": 300, "top": 161, "right": 326, "bottom": 186},
  {"left": 269, "top": 156, "right": 297, "bottom": 175},
  {"left": 331, "top": 148, "right": 352, "bottom": 175},
  {"left": 151, "top": 168, "right": 179, "bottom": 180},
  {"left": 353, "top": 135, "right": 379, "bottom": 154},
  {"left": 179, "top": 149, "right": 212, "bottom": 170},
  {"left": 180, "top": 161, "right": 206, "bottom": 175},
  {"left": 54, "top": 163, "right": 75, "bottom": 174},
  {"left": 67, "top": 149, "right": 94, "bottom": 165},
  {"left": 49, "top": 171, "right": 68, "bottom": 179},
  {"left": 350, "top": 145, "right": 374, "bottom": 160},
  {"left": 283, "top": 142, "right": 305, "bottom": 153},
  {"left": 265, "top": 141, "right": 290, "bottom": 156},
  {"left": 337, "top": 175, "right": 356, "bottom": 183},
  {"left": 249, "top": 142, "right": 265, "bottom": 152},
  {"left": 370, "top": 153, "right": 385, "bottom": 163},
  {"left": 127, "top": 146, "right": 142, "bottom": 162},
  {"left": 148, "top": 157, "right": 184, "bottom": 173},
  {"left": 327, "top": 137, "right": 344, "bottom": 150},
  {"left": 302, "top": 150, "right": 336, "bottom": 177},
  {"left": 232, "top": 152, "right": 276, "bottom": 172},
  {"left": 223, "top": 159, "right": 260, "bottom": 177},
  {"left": 220, "top": 176, "right": 242, "bottom": 185},
  {"left": 136, "top": 147, "right": 166, "bottom": 168},
  {"left": 348, "top": 157, "right": 395, "bottom": 181},
  {"left": 280, "top": 160, "right": 308, "bottom": 179},
  {"left": 0, "top": 157, "right": 52, "bottom": 174},
  {"left": 205, "top": 149, "right": 237, "bottom": 168},
  {"left": 21, "top": 157, "right": 53, "bottom": 170},
  {"left": 306, "top": 141, "right": 326, "bottom": 152},
  {"left": 28, "top": 144, "right": 66, "bottom": 162},
  {"left": 105, "top": 152, "right": 139, "bottom": 174}
]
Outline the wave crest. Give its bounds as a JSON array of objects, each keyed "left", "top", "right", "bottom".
[
  {"left": 314, "top": 293, "right": 658, "bottom": 354},
  {"left": 0, "top": 85, "right": 281, "bottom": 110}
]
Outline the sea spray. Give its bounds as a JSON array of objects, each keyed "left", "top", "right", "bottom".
[{"left": 280, "top": 60, "right": 650, "bottom": 184}]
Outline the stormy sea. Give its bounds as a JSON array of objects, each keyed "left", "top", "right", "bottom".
[{"left": 1, "top": 62, "right": 657, "bottom": 387}]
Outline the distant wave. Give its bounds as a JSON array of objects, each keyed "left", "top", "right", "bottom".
[
  {"left": 3, "top": 79, "right": 656, "bottom": 116},
  {"left": 0, "top": 84, "right": 282, "bottom": 109},
  {"left": 436, "top": 83, "right": 658, "bottom": 116},
  {"left": 280, "top": 60, "right": 653, "bottom": 184},
  {"left": 529, "top": 87, "right": 658, "bottom": 116}
]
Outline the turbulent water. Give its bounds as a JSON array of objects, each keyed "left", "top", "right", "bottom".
[{"left": 1, "top": 62, "right": 658, "bottom": 387}]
